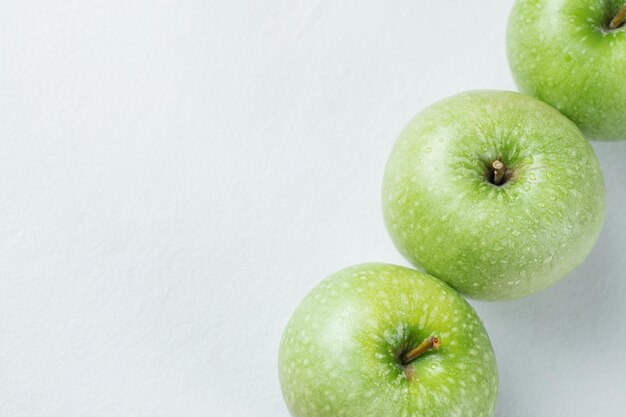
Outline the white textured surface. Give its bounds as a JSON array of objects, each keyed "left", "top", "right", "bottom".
[{"left": 0, "top": 1, "right": 624, "bottom": 416}]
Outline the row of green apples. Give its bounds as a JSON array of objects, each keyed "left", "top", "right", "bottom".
[{"left": 278, "top": 0, "right": 625, "bottom": 415}]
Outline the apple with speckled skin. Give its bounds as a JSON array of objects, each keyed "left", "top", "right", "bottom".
[
  {"left": 278, "top": 263, "right": 498, "bottom": 417},
  {"left": 507, "top": 0, "right": 626, "bottom": 140},
  {"left": 383, "top": 91, "right": 605, "bottom": 300}
]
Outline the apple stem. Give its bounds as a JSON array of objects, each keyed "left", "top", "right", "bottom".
[
  {"left": 401, "top": 336, "right": 440, "bottom": 366},
  {"left": 492, "top": 160, "right": 505, "bottom": 186},
  {"left": 609, "top": 3, "right": 626, "bottom": 30}
]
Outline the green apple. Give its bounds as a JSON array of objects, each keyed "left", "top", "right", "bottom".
[
  {"left": 382, "top": 91, "right": 605, "bottom": 300},
  {"left": 278, "top": 263, "right": 498, "bottom": 417},
  {"left": 507, "top": 0, "right": 626, "bottom": 140}
]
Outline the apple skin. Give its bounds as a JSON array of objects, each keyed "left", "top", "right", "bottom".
[
  {"left": 507, "top": 0, "right": 626, "bottom": 140},
  {"left": 278, "top": 263, "right": 498, "bottom": 417},
  {"left": 382, "top": 91, "right": 605, "bottom": 300}
]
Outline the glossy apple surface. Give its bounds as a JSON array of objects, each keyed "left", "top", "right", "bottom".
[
  {"left": 507, "top": 0, "right": 626, "bottom": 140},
  {"left": 278, "top": 263, "right": 498, "bottom": 417},
  {"left": 382, "top": 91, "right": 605, "bottom": 300}
]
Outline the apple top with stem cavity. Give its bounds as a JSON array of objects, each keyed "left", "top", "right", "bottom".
[
  {"left": 278, "top": 263, "right": 498, "bottom": 417},
  {"left": 382, "top": 90, "right": 606, "bottom": 300},
  {"left": 507, "top": 0, "right": 626, "bottom": 140}
]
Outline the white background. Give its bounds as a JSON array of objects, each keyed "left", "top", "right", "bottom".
[{"left": 1, "top": 1, "right": 625, "bottom": 416}]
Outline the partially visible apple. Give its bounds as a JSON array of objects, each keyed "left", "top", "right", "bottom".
[
  {"left": 278, "top": 263, "right": 498, "bottom": 417},
  {"left": 507, "top": 0, "right": 626, "bottom": 140},
  {"left": 382, "top": 91, "right": 605, "bottom": 300}
]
